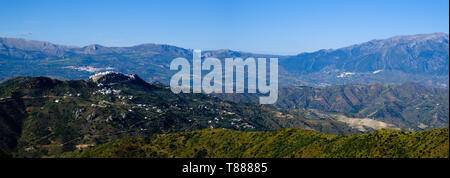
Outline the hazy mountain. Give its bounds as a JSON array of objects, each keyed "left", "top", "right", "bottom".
[
  {"left": 282, "top": 33, "right": 449, "bottom": 74},
  {"left": 1, "top": 33, "right": 448, "bottom": 88},
  {"left": 0, "top": 37, "right": 71, "bottom": 59}
]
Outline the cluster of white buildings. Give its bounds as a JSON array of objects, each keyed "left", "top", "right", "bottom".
[{"left": 92, "top": 88, "right": 122, "bottom": 95}]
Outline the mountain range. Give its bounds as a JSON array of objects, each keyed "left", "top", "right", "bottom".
[{"left": 1, "top": 33, "right": 448, "bottom": 88}]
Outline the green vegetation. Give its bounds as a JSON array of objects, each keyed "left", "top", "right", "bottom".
[{"left": 61, "top": 127, "right": 449, "bottom": 158}]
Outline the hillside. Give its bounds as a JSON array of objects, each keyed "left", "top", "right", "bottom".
[
  {"left": 216, "top": 83, "right": 449, "bottom": 131},
  {"left": 0, "top": 73, "right": 359, "bottom": 157},
  {"left": 279, "top": 33, "right": 449, "bottom": 87},
  {"left": 60, "top": 127, "right": 449, "bottom": 158},
  {"left": 1, "top": 33, "right": 448, "bottom": 88}
]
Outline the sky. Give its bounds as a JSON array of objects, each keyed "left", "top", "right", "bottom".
[{"left": 0, "top": 0, "right": 448, "bottom": 55}]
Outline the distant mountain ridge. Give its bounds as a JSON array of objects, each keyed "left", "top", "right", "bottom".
[{"left": 0, "top": 33, "right": 448, "bottom": 88}]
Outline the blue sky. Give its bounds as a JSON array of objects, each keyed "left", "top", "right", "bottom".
[{"left": 0, "top": 0, "right": 448, "bottom": 55}]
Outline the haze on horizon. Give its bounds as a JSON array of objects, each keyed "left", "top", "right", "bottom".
[{"left": 0, "top": 0, "right": 448, "bottom": 55}]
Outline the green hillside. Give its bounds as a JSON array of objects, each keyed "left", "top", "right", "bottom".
[
  {"left": 1, "top": 74, "right": 448, "bottom": 158},
  {"left": 0, "top": 74, "right": 359, "bottom": 157},
  {"left": 61, "top": 127, "right": 449, "bottom": 158}
]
